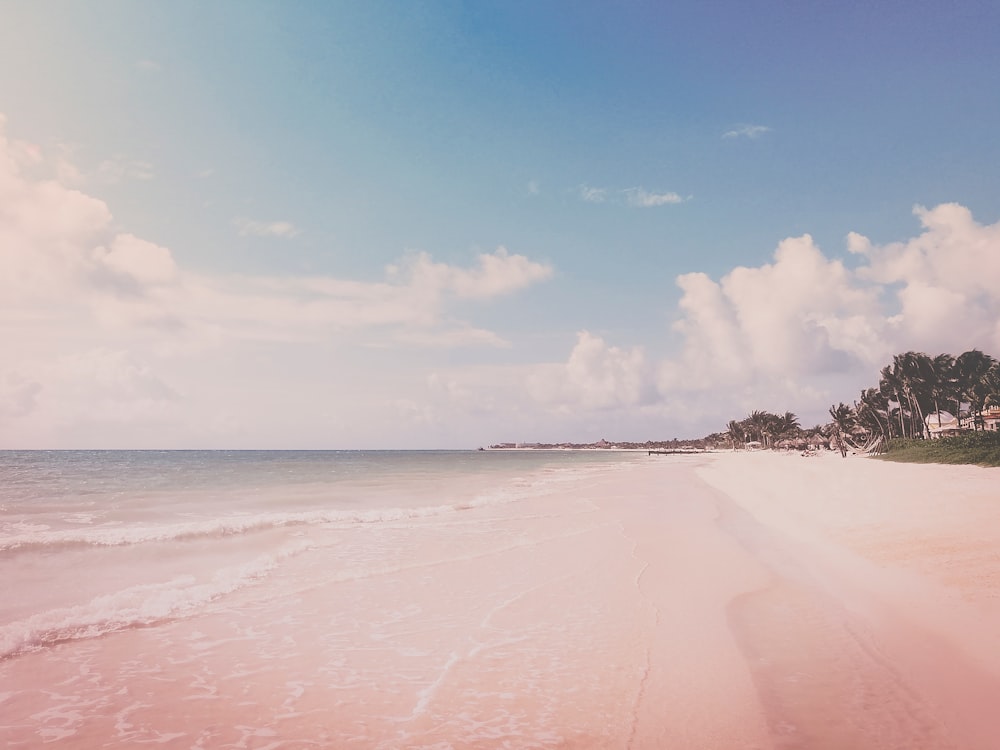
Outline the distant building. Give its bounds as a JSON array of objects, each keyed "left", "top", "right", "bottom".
[
  {"left": 984, "top": 406, "right": 1000, "bottom": 432},
  {"left": 925, "top": 411, "right": 965, "bottom": 439}
]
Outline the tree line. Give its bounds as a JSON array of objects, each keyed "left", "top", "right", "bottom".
[
  {"left": 830, "top": 350, "right": 1000, "bottom": 445},
  {"left": 724, "top": 411, "right": 805, "bottom": 450},
  {"left": 723, "top": 349, "right": 1000, "bottom": 455}
]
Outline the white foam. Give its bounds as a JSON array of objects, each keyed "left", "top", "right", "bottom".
[
  {"left": 0, "top": 540, "right": 312, "bottom": 661},
  {"left": 0, "top": 474, "right": 572, "bottom": 553}
]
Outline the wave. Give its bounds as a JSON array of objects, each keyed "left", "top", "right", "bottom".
[
  {"left": 0, "top": 482, "right": 552, "bottom": 553},
  {"left": 2, "top": 508, "right": 404, "bottom": 553},
  {"left": 0, "top": 540, "right": 312, "bottom": 661}
]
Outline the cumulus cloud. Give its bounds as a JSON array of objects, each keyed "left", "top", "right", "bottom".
[
  {"left": 665, "top": 205, "right": 1000, "bottom": 399},
  {"left": 723, "top": 124, "right": 771, "bottom": 139},
  {"left": 850, "top": 202, "right": 1000, "bottom": 354},
  {"left": 234, "top": 217, "right": 300, "bottom": 238},
  {"left": 93, "top": 234, "right": 178, "bottom": 287},
  {"left": 521, "top": 203, "right": 1000, "bottom": 434},
  {"left": 0, "top": 119, "right": 555, "bottom": 445},
  {"left": 529, "top": 331, "right": 656, "bottom": 411},
  {"left": 299, "top": 201, "right": 1000, "bottom": 443}
]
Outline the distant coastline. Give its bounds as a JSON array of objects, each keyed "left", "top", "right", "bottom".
[{"left": 486, "top": 437, "right": 717, "bottom": 451}]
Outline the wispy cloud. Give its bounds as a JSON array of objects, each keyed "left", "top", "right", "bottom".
[
  {"left": 625, "top": 188, "right": 685, "bottom": 207},
  {"left": 578, "top": 185, "right": 687, "bottom": 207},
  {"left": 136, "top": 59, "right": 162, "bottom": 73},
  {"left": 527, "top": 179, "right": 540, "bottom": 196},
  {"left": 97, "top": 156, "right": 154, "bottom": 183},
  {"left": 234, "top": 218, "right": 300, "bottom": 238},
  {"left": 723, "top": 124, "right": 771, "bottom": 139},
  {"left": 578, "top": 185, "right": 608, "bottom": 203}
]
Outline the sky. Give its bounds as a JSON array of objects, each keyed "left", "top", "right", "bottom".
[{"left": 2, "top": 0, "right": 1000, "bottom": 448}]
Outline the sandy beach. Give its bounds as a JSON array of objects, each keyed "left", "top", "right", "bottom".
[
  {"left": 696, "top": 451, "right": 1000, "bottom": 749},
  {"left": 2, "top": 450, "right": 999, "bottom": 748}
]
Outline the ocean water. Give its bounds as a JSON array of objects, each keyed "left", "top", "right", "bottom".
[{"left": 0, "top": 449, "right": 649, "bottom": 748}]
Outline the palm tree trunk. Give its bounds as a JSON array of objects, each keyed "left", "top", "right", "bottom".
[{"left": 895, "top": 391, "right": 906, "bottom": 437}]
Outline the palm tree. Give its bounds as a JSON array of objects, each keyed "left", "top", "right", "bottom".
[
  {"left": 856, "top": 387, "right": 889, "bottom": 444},
  {"left": 725, "top": 420, "right": 745, "bottom": 451},
  {"left": 746, "top": 410, "right": 768, "bottom": 447},
  {"left": 894, "top": 352, "right": 934, "bottom": 438},
  {"left": 986, "top": 361, "right": 1000, "bottom": 407},
  {"left": 955, "top": 350, "right": 997, "bottom": 430},
  {"left": 879, "top": 364, "right": 909, "bottom": 437},
  {"left": 776, "top": 411, "right": 800, "bottom": 438},
  {"left": 828, "top": 403, "right": 855, "bottom": 457},
  {"left": 762, "top": 412, "right": 781, "bottom": 449},
  {"left": 928, "top": 353, "right": 957, "bottom": 429}
]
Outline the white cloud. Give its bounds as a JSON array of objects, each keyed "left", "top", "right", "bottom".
[
  {"left": 0, "top": 374, "right": 42, "bottom": 419},
  {"left": 2, "top": 349, "right": 178, "bottom": 445},
  {"left": 93, "top": 234, "right": 178, "bottom": 286},
  {"left": 578, "top": 184, "right": 607, "bottom": 203},
  {"left": 527, "top": 179, "right": 540, "bottom": 195},
  {"left": 529, "top": 331, "right": 655, "bottom": 411},
  {"left": 6, "top": 112, "right": 999, "bottom": 446},
  {"left": 392, "top": 325, "right": 510, "bottom": 349},
  {"left": 408, "top": 246, "right": 553, "bottom": 300},
  {"left": 526, "top": 203, "right": 1000, "bottom": 434},
  {"left": 96, "top": 156, "right": 154, "bottom": 183},
  {"left": 136, "top": 59, "right": 162, "bottom": 73},
  {"left": 234, "top": 217, "right": 300, "bottom": 238},
  {"left": 658, "top": 231, "right": 891, "bottom": 410},
  {"left": 310, "top": 202, "right": 1000, "bottom": 443},
  {"left": 723, "top": 124, "right": 771, "bottom": 139},
  {"left": 625, "top": 188, "right": 685, "bottom": 207},
  {"left": 0, "top": 118, "right": 555, "bottom": 446},
  {"left": 579, "top": 185, "right": 687, "bottom": 207},
  {"left": 850, "top": 202, "right": 1000, "bottom": 354}
]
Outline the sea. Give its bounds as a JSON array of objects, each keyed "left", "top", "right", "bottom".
[{"left": 0, "top": 449, "right": 649, "bottom": 748}]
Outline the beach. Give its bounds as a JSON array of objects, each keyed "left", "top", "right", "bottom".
[{"left": 2, "top": 450, "right": 999, "bottom": 748}]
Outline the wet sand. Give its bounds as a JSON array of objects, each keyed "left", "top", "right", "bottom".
[{"left": 2, "top": 452, "right": 999, "bottom": 748}]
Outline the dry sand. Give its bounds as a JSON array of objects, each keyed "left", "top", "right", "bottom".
[{"left": 694, "top": 450, "right": 1000, "bottom": 749}]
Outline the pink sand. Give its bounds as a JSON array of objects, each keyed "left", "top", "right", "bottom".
[{"left": 2, "top": 453, "right": 999, "bottom": 748}]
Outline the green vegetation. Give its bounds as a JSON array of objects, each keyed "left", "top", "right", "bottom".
[
  {"left": 724, "top": 410, "right": 818, "bottom": 451},
  {"left": 878, "top": 432, "right": 1000, "bottom": 467},
  {"left": 721, "top": 349, "right": 1000, "bottom": 466}
]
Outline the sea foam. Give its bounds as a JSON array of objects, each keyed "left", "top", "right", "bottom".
[
  {"left": 0, "top": 480, "right": 561, "bottom": 553},
  {"left": 0, "top": 540, "right": 313, "bottom": 661}
]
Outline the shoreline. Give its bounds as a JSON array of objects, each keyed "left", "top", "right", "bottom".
[{"left": 3, "top": 451, "right": 999, "bottom": 748}]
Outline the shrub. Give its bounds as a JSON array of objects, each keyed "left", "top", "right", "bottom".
[{"left": 879, "top": 432, "right": 1000, "bottom": 467}]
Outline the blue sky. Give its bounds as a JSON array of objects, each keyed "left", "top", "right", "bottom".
[{"left": 2, "top": 1, "right": 1000, "bottom": 447}]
